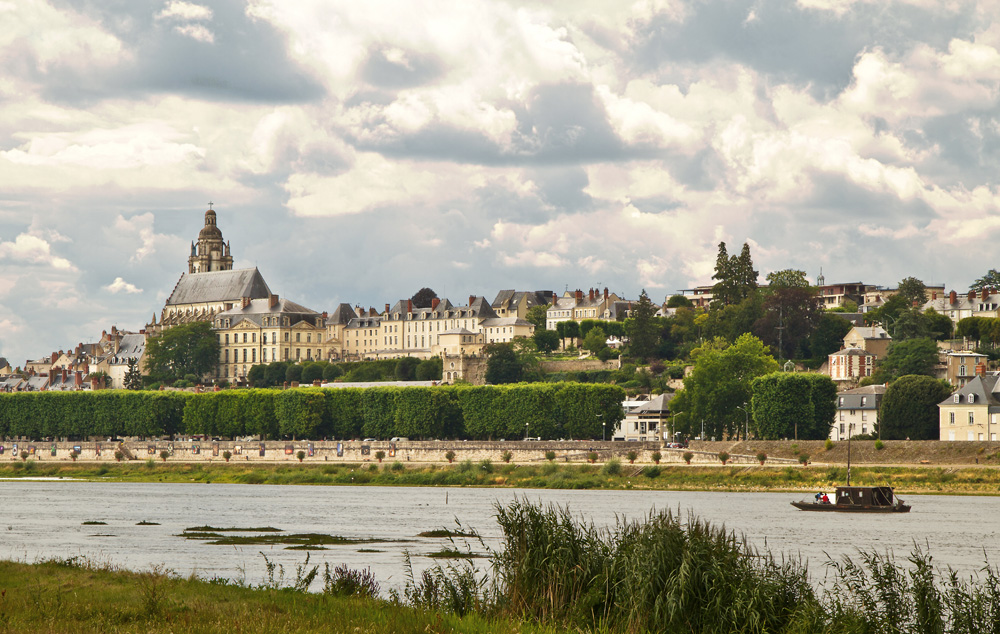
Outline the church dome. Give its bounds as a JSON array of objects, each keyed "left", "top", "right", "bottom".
[{"left": 199, "top": 209, "right": 222, "bottom": 240}]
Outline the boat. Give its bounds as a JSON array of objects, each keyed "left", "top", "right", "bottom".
[
  {"left": 790, "top": 425, "right": 911, "bottom": 513},
  {"left": 791, "top": 485, "right": 910, "bottom": 513}
]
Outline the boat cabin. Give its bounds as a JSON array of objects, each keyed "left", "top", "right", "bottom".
[{"left": 835, "top": 486, "right": 895, "bottom": 507}]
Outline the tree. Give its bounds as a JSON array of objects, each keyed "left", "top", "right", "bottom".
[
  {"left": 582, "top": 326, "right": 608, "bottom": 355},
  {"left": 410, "top": 287, "right": 438, "bottom": 309},
  {"left": 394, "top": 357, "right": 421, "bottom": 381},
  {"left": 247, "top": 363, "right": 267, "bottom": 387},
  {"left": 970, "top": 269, "right": 1000, "bottom": 292},
  {"left": 865, "top": 294, "right": 909, "bottom": 330},
  {"left": 897, "top": 277, "right": 927, "bottom": 307},
  {"left": 265, "top": 362, "right": 289, "bottom": 387},
  {"left": 765, "top": 269, "right": 810, "bottom": 289},
  {"left": 484, "top": 343, "right": 522, "bottom": 384},
  {"left": 625, "top": 290, "right": 660, "bottom": 361},
  {"left": 666, "top": 294, "right": 693, "bottom": 308},
  {"left": 144, "top": 322, "right": 220, "bottom": 383},
  {"left": 672, "top": 334, "right": 779, "bottom": 440},
  {"left": 878, "top": 375, "right": 952, "bottom": 440},
  {"left": 807, "top": 313, "right": 853, "bottom": 364},
  {"left": 285, "top": 363, "right": 303, "bottom": 384},
  {"left": 891, "top": 308, "right": 931, "bottom": 341},
  {"left": 525, "top": 305, "right": 549, "bottom": 331},
  {"left": 879, "top": 338, "right": 939, "bottom": 381},
  {"left": 414, "top": 357, "right": 442, "bottom": 381},
  {"left": 751, "top": 373, "right": 813, "bottom": 440},
  {"left": 301, "top": 362, "right": 326, "bottom": 384},
  {"left": 753, "top": 285, "right": 818, "bottom": 359},
  {"left": 123, "top": 358, "right": 143, "bottom": 390},
  {"left": 732, "top": 242, "right": 759, "bottom": 302},
  {"left": 533, "top": 329, "right": 559, "bottom": 354},
  {"left": 924, "top": 308, "right": 953, "bottom": 341}
]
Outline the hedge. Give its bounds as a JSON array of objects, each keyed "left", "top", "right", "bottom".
[{"left": 0, "top": 383, "right": 625, "bottom": 441}]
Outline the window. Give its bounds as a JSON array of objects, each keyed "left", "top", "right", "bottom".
[
  {"left": 251, "top": 349, "right": 256, "bottom": 362},
  {"left": 252, "top": 333, "right": 256, "bottom": 343},
  {"left": 954, "top": 394, "right": 960, "bottom": 403},
  {"left": 969, "top": 412, "right": 975, "bottom": 425},
  {"left": 242, "top": 349, "right": 247, "bottom": 362},
  {"left": 224, "top": 350, "right": 229, "bottom": 363},
  {"left": 968, "top": 394, "right": 975, "bottom": 404},
  {"left": 262, "top": 349, "right": 267, "bottom": 362},
  {"left": 861, "top": 411, "right": 867, "bottom": 421},
  {"left": 839, "top": 423, "right": 845, "bottom": 434},
  {"left": 243, "top": 333, "right": 247, "bottom": 343},
  {"left": 839, "top": 412, "right": 844, "bottom": 421},
  {"left": 296, "top": 333, "right": 301, "bottom": 343},
  {"left": 262, "top": 333, "right": 267, "bottom": 344},
  {"left": 225, "top": 334, "right": 229, "bottom": 344},
  {"left": 950, "top": 412, "right": 955, "bottom": 424},
  {"left": 861, "top": 397, "right": 867, "bottom": 406}
]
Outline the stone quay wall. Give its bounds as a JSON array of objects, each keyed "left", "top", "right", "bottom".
[{"left": 1, "top": 439, "right": 797, "bottom": 465}]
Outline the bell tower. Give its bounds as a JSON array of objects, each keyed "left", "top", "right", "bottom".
[{"left": 188, "top": 203, "right": 234, "bottom": 273}]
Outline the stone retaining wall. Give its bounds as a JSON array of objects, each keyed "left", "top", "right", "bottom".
[{"left": 0, "top": 440, "right": 789, "bottom": 465}]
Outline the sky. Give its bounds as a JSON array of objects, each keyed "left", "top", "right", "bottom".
[{"left": 1, "top": 0, "right": 999, "bottom": 366}]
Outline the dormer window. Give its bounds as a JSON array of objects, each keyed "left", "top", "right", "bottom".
[
  {"left": 954, "top": 394, "right": 960, "bottom": 403},
  {"left": 968, "top": 394, "right": 976, "bottom": 404}
]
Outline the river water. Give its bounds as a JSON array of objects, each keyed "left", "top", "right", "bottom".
[{"left": 1, "top": 481, "right": 997, "bottom": 591}]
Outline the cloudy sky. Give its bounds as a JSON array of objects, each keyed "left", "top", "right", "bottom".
[{"left": 1, "top": 0, "right": 999, "bottom": 366}]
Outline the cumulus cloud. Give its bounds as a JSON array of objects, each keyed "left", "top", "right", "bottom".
[
  {"left": 174, "top": 24, "right": 215, "bottom": 44},
  {"left": 105, "top": 277, "right": 142, "bottom": 294},
  {"left": 0, "top": 234, "right": 75, "bottom": 270},
  {"left": 156, "top": 1, "right": 213, "bottom": 22}
]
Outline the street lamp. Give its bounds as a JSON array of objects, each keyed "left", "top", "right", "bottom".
[
  {"left": 602, "top": 421, "right": 606, "bottom": 441},
  {"left": 736, "top": 405, "right": 750, "bottom": 441},
  {"left": 525, "top": 422, "right": 529, "bottom": 440}
]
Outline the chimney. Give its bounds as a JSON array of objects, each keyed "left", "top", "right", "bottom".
[
  {"left": 552, "top": 293, "right": 558, "bottom": 305},
  {"left": 62, "top": 368, "right": 67, "bottom": 384},
  {"left": 469, "top": 295, "right": 476, "bottom": 307},
  {"left": 969, "top": 290, "right": 976, "bottom": 301},
  {"left": 242, "top": 296, "right": 251, "bottom": 309},
  {"left": 385, "top": 303, "right": 390, "bottom": 313},
  {"left": 950, "top": 290, "right": 957, "bottom": 304},
  {"left": 932, "top": 291, "right": 937, "bottom": 300},
  {"left": 977, "top": 363, "right": 987, "bottom": 377},
  {"left": 74, "top": 371, "right": 82, "bottom": 387},
  {"left": 431, "top": 297, "right": 440, "bottom": 309},
  {"left": 589, "top": 288, "right": 595, "bottom": 301},
  {"left": 139, "top": 329, "right": 146, "bottom": 335},
  {"left": 575, "top": 289, "right": 583, "bottom": 301},
  {"left": 407, "top": 299, "right": 413, "bottom": 313},
  {"left": 51, "top": 352, "right": 58, "bottom": 364},
  {"left": 270, "top": 294, "right": 279, "bottom": 308},
  {"left": 321, "top": 311, "right": 328, "bottom": 321},
  {"left": 604, "top": 287, "right": 609, "bottom": 300}
]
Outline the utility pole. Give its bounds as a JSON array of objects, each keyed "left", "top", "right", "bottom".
[{"left": 776, "top": 305, "right": 785, "bottom": 360}]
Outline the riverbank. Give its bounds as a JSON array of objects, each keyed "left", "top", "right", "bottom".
[
  {"left": 3, "top": 459, "right": 1000, "bottom": 494},
  {"left": 0, "top": 559, "right": 554, "bottom": 634}
]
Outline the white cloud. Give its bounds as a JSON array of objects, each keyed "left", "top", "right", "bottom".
[
  {"left": 156, "top": 1, "right": 213, "bottom": 22},
  {"left": 0, "top": 0, "right": 125, "bottom": 73},
  {"left": 174, "top": 24, "right": 215, "bottom": 43},
  {"left": 0, "top": 234, "right": 75, "bottom": 270},
  {"left": 105, "top": 277, "right": 142, "bottom": 294}
]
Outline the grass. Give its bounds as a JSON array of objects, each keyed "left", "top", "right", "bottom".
[
  {"left": 417, "top": 529, "right": 478, "bottom": 538},
  {"left": 6, "top": 460, "right": 1000, "bottom": 494},
  {"left": 0, "top": 558, "right": 559, "bottom": 634},
  {"left": 178, "top": 527, "right": 392, "bottom": 548},
  {"left": 426, "top": 548, "right": 482, "bottom": 559}
]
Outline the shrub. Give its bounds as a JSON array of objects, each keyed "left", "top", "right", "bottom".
[
  {"left": 875, "top": 439, "right": 885, "bottom": 451},
  {"left": 323, "top": 563, "right": 380, "bottom": 598},
  {"left": 626, "top": 450, "right": 638, "bottom": 464},
  {"left": 682, "top": 451, "right": 694, "bottom": 464},
  {"left": 222, "top": 451, "right": 232, "bottom": 463},
  {"left": 798, "top": 453, "right": 810, "bottom": 466},
  {"left": 296, "top": 450, "right": 306, "bottom": 462},
  {"left": 602, "top": 458, "right": 622, "bottom": 476},
  {"left": 643, "top": 465, "right": 661, "bottom": 479},
  {"left": 20, "top": 450, "right": 28, "bottom": 462},
  {"left": 651, "top": 451, "right": 661, "bottom": 464},
  {"left": 480, "top": 459, "right": 493, "bottom": 474},
  {"left": 825, "top": 439, "right": 834, "bottom": 451},
  {"left": 114, "top": 450, "right": 124, "bottom": 462},
  {"left": 375, "top": 450, "right": 386, "bottom": 463},
  {"left": 587, "top": 452, "right": 598, "bottom": 463},
  {"left": 70, "top": 450, "right": 79, "bottom": 462},
  {"left": 159, "top": 450, "right": 169, "bottom": 462},
  {"left": 545, "top": 451, "right": 556, "bottom": 462},
  {"left": 445, "top": 450, "right": 456, "bottom": 463},
  {"left": 756, "top": 451, "right": 767, "bottom": 465},
  {"left": 390, "top": 461, "right": 405, "bottom": 472},
  {"left": 718, "top": 451, "right": 729, "bottom": 465},
  {"left": 501, "top": 450, "right": 512, "bottom": 463},
  {"left": 457, "top": 459, "right": 474, "bottom": 473}
]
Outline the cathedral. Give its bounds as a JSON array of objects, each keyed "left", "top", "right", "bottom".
[{"left": 148, "top": 206, "right": 273, "bottom": 334}]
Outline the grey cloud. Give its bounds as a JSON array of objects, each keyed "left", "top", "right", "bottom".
[
  {"left": 36, "top": 0, "right": 324, "bottom": 104},
  {"left": 919, "top": 113, "right": 1000, "bottom": 188},
  {"left": 628, "top": 0, "right": 979, "bottom": 99},
  {"left": 525, "top": 166, "right": 594, "bottom": 213}
]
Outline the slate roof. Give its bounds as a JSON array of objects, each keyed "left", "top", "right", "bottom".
[
  {"left": 166, "top": 268, "right": 272, "bottom": 306},
  {"left": 849, "top": 325, "right": 891, "bottom": 340},
  {"left": 630, "top": 393, "right": 673, "bottom": 415},
  {"left": 216, "top": 297, "right": 319, "bottom": 328},
  {"left": 939, "top": 374, "right": 1000, "bottom": 410},
  {"left": 836, "top": 385, "right": 886, "bottom": 410},
  {"left": 327, "top": 303, "right": 358, "bottom": 326},
  {"left": 106, "top": 334, "right": 145, "bottom": 366},
  {"left": 480, "top": 316, "right": 533, "bottom": 328}
]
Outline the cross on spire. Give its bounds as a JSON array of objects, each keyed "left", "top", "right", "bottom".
[{"left": 208, "top": 201, "right": 213, "bottom": 209}]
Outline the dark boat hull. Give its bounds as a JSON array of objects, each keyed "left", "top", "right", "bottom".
[{"left": 790, "top": 501, "right": 910, "bottom": 513}]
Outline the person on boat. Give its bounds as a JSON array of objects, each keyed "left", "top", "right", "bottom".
[
  {"left": 815, "top": 492, "right": 823, "bottom": 502},
  {"left": 821, "top": 493, "right": 830, "bottom": 504}
]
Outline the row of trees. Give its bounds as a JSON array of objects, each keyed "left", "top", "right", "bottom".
[{"left": 0, "top": 383, "right": 625, "bottom": 442}]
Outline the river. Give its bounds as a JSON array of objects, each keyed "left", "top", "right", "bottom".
[{"left": 1, "top": 481, "right": 996, "bottom": 591}]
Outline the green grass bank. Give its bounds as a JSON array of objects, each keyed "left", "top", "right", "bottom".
[{"left": 4, "top": 459, "right": 1000, "bottom": 494}]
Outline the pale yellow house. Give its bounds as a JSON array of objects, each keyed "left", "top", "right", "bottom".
[
  {"left": 938, "top": 374, "right": 1000, "bottom": 442},
  {"left": 843, "top": 325, "right": 892, "bottom": 360},
  {"left": 213, "top": 295, "right": 327, "bottom": 382}
]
